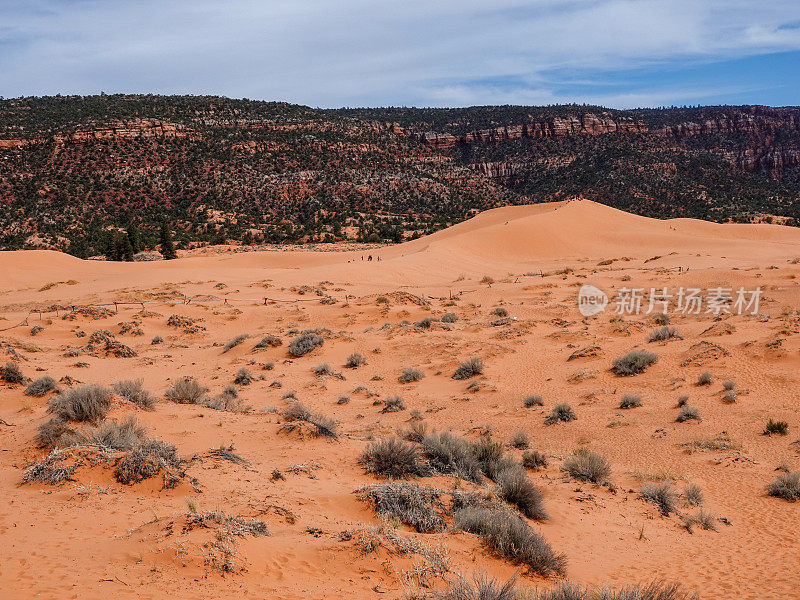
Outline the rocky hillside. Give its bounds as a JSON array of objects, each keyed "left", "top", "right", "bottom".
[{"left": 1, "top": 96, "right": 799, "bottom": 256}]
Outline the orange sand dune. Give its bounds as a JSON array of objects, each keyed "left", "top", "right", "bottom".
[{"left": 1, "top": 200, "right": 800, "bottom": 599}]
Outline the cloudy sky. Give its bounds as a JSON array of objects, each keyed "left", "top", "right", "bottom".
[{"left": 1, "top": 0, "right": 799, "bottom": 108}]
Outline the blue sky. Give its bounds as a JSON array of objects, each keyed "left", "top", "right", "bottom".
[{"left": 1, "top": 0, "right": 799, "bottom": 108}]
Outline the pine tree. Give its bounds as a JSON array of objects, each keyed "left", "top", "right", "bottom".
[
  {"left": 126, "top": 223, "right": 140, "bottom": 254},
  {"left": 160, "top": 223, "right": 177, "bottom": 260}
]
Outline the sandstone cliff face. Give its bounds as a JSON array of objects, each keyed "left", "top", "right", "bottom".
[
  {"left": 387, "top": 113, "right": 649, "bottom": 149},
  {"left": 53, "top": 120, "right": 193, "bottom": 143}
]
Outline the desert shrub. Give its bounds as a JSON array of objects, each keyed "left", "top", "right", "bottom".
[
  {"left": 640, "top": 482, "right": 676, "bottom": 515},
  {"left": 112, "top": 379, "right": 156, "bottom": 409},
  {"left": 491, "top": 307, "right": 508, "bottom": 318},
  {"left": 521, "top": 581, "right": 694, "bottom": 600},
  {"left": 381, "top": 395, "right": 406, "bottom": 413},
  {"left": 495, "top": 467, "right": 547, "bottom": 520},
  {"left": 47, "top": 384, "right": 112, "bottom": 423},
  {"left": 164, "top": 378, "right": 208, "bottom": 404},
  {"left": 151, "top": 335, "right": 164, "bottom": 345},
  {"left": 421, "top": 431, "right": 482, "bottom": 482},
  {"left": 471, "top": 437, "right": 507, "bottom": 477},
  {"left": 234, "top": 367, "right": 253, "bottom": 385},
  {"left": 313, "top": 363, "right": 332, "bottom": 376},
  {"left": 288, "top": 332, "right": 324, "bottom": 357},
  {"left": 282, "top": 401, "right": 338, "bottom": 438},
  {"left": 722, "top": 380, "right": 736, "bottom": 391},
  {"left": 359, "top": 437, "right": 428, "bottom": 479},
  {"left": 723, "top": 390, "right": 737, "bottom": 403},
  {"left": 22, "top": 448, "right": 81, "bottom": 485},
  {"left": 359, "top": 483, "right": 446, "bottom": 532},
  {"left": 612, "top": 350, "right": 658, "bottom": 376},
  {"left": 767, "top": 471, "right": 800, "bottom": 501},
  {"left": 434, "top": 573, "right": 516, "bottom": 600},
  {"left": 114, "top": 439, "right": 184, "bottom": 488},
  {"left": 653, "top": 313, "right": 671, "bottom": 326},
  {"left": 764, "top": 419, "right": 789, "bottom": 436},
  {"left": 254, "top": 334, "right": 282, "bottom": 349},
  {"left": 684, "top": 483, "right": 704, "bottom": 506},
  {"left": 619, "top": 394, "right": 643, "bottom": 409},
  {"left": 453, "top": 357, "right": 484, "bottom": 380},
  {"left": 545, "top": 402, "right": 576, "bottom": 425},
  {"left": 697, "top": 371, "right": 713, "bottom": 386},
  {"left": 222, "top": 333, "right": 249, "bottom": 353},
  {"left": 0, "top": 361, "right": 25, "bottom": 384},
  {"left": 401, "top": 421, "right": 428, "bottom": 443},
  {"left": 399, "top": 367, "right": 424, "bottom": 383},
  {"left": 510, "top": 431, "right": 529, "bottom": 449},
  {"left": 562, "top": 449, "right": 611, "bottom": 484},
  {"left": 221, "top": 385, "right": 238, "bottom": 398},
  {"left": 454, "top": 506, "right": 566, "bottom": 577},
  {"left": 415, "top": 317, "right": 436, "bottom": 329},
  {"left": 36, "top": 417, "right": 84, "bottom": 449},
  {"left": 676, "top": 405, "right": 702, "bottom": 422},
  {"left": 522, "top": 450, "right": 549, "bottom": 471},
  {"left": 337, "top": 395, "right": 350, "bottom": 404},
  {"left": 89, "top": 415, "right": 147, "bottom": 450},
  {"left": 25, "top": 376, "right": 58, "bottom": 397},
  {"left": 441, "top": 313, "right": 458, "bottom": 323},
  {"left": 684, "top": 508, "right": 717, "bottom": 532},
  {"left": 345, "top": 352, "right": 365, "bottom": 368},
  {"left": 676, "top": 395, "right": 689, "bottom": 407},
  {"left": 523, "top": 395, "right": 543, "bottom": 408},
  {"left": 648, "top": 327, "right": 683, "bottom": 342}
]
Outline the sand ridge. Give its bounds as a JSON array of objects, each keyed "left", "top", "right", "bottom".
[{"left": 1, "top": 200, "right": 800, "bottom": 599}]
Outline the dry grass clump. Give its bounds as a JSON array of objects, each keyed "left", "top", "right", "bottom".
[
  {"left": 562, "top": 449, "right": 611, "bottom": 484},
  {"left": 359, "top": 437, "right": 429, "bottom": 479},
  {"left": 510, "top": 431, "right": 529, "bottom": 449},
  {"left": 545, "top": 402, "right": 576, "bottom": 425},
  {"left": 399, "top": 367, "right": 425, "bottom": 383},
  {"left": 88, "top": 415, "right": 147, "bottom": 450},
  {"left": 722, "top": 380, "right": 736, "bottom": 391},
  {"left": 345, "top": 352, "right": 366, "bottom": 368},
  {"left": 454, "top": 506, "right": 566, "bottom": 577},
  {"left": 676, "top": 405, "right": 702, "bottom": 422},
  {"left": 764, "top": 419, "right": 789, "bottom": 436},
  {"left": 494, "top": 467, "right": 547, "bottom": 520},
  {"left": 767, "top": 471, "right": 800, "bottom": 501},
  {"left": 640, "top": 482, "right": 677, "bottom": 515},
  {"left": 619, "top": 394, "right": 643, "bottom": 409},
  {"left": 281, "top": 401, "right": 338, "bottom": 438},
  {"left": 222, "top": 333, "right": 249, "bottom": 353},
  {"left": 491, "top": 307, "right": 508, "bottom": 318},
  {"left": 683, "top": 509, "right": 718, "bottom": 532},
  {"left": 254, "top": 334, "right": 282, "bottom": 349},
  {"left": 612, "top": 350, "right": 658, "bottom": 376},
  {"left": 112, "top": 379, "right": 156, "bottom": 409},
  {"left": 36, "top": 417, "right": 83, "bottom": 449},
  {"left": 648, "top": 327, "right": 683, "bottom": 342},
  {"left": 381, "top": 395, "right": 406, "bottom": 413},
  {"left": 434, "top": 573, "right": 516, "bottom": 600},
  {"left": 523, "top": 395, "right": 543, "bottom": 408},
  {"left": 288, "top": 332, "right": 324, "bottom": 357},
  {"left": 47, "top": 384, "right": 112, "bottom": 423},
  {"left": 697, "top": 371, "right": 713, "bottom": 386},
  {"left": 421, "top": 431, "right": 482, "bottom": 483},
  {"left": 357, "top": 483, "right": 446, "bottom": 533},
  {"left": 114, "top": 439, "right": 186, "bottom": 488},
  {"left": 234, "top": 367, "right": 253, "bottom": 385},
  {"left": 653, "top": 312, "right": 671, "bottom": 325},
  {"left": 684, "top": 483, "right": 704, "bottom": 506},
  {"left": 522, "top": 450, "right": 549, "bottom": 471},
  {"left": 453, "top": 357, "right": 484, "bottom": 380},
  {"left": 25, "top": 376, "right": 58, "bottom": 397},
  {"left": 723, "top": 390, "right": 737, "bottom": 403},
  {"left": 518, "top": 580, "right": 695, "bottom": 600},
  {"left": 441, "top": 312, "right": 458, "bottom": 323},
  {"left": 0, "top": 361, "right": 25, "bottom": 384},
  {"left": 164, "top": 378, "right": 208, "bottom": 404}
]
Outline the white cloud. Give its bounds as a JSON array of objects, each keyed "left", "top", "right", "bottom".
[{"left": 0, "top": 0, "right": 799, "bottom": 106}]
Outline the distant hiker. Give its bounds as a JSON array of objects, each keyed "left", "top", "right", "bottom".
[{"left": 368, "top": 255, "right": 373, "bottom": 261}]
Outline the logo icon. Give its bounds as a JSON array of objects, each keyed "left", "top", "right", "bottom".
[{"left": 578, "top": 284, "right": 608, "bottom": 317}]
